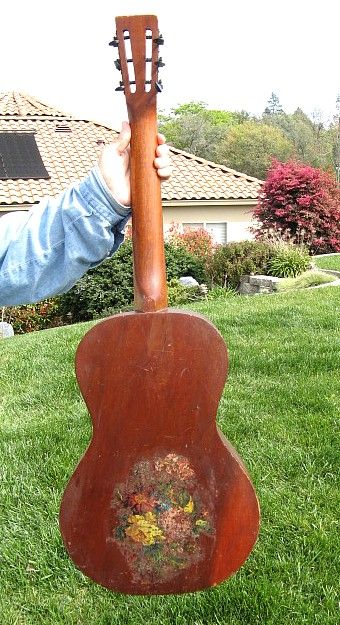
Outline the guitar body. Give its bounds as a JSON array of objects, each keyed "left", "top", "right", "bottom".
[{"left": 60, "top": 309, "right": 259, "bottom": 594}]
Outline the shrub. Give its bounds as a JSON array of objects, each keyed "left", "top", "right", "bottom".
[
  {"left": 164, "top": 242, "right": 207, "bottom": 284},
  {"left": 206, "top": 286, "right": 236, "bottom": 300},
  {"left": 3, "top": 299, "right": 62, "bottom": 334},
  {"left": 58, "top": 239, "right": 134, "bottom": 322},
  {"left": 167, "top": 224, "right": 214, "bottom": 260},
  {"left": 59, "top": 239, "right": 208, "bottom": 322},
  {"left": 253, "top": 160, "right": 340, "bottom": 254},
  {"left": 267, "top": 246, "right": 310, "bottom": 277},
  {"left": 207, "top": 240, "right": 274, "bottom": 288},
  {"left": 167, "top": 279, "right": 203, "bottom": 306}
]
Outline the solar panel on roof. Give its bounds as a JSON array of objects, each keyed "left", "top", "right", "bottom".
[{"left": 0, "top": 132, "right": 50, "bottom": 179}]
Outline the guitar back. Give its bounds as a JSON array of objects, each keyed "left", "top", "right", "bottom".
[{"left": 60, "top": 309, "right": 259, "bottom": 594}]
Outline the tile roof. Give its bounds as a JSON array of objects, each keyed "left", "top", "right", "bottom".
[
  {"left": 0, "top": 92, "right": 262, "bottom": 206},
  {"left": 0, "top": 92, "right": 68, "bottom": 117},
  {"left": 0, "top": 117, "right": 118, "bottom": 204},
  {"left": 167, "top": 148, "right": 262, "bottom": 201}
]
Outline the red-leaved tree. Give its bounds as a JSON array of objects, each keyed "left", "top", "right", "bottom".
[{"left": 253, "top": 160, "right": 340, "bottom": 253}]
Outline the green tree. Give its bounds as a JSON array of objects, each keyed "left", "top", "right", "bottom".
[
  {"left": 264, "top": 108, "right": 334, "bottom": 170},
  {"left": 216, "top": 121, "right": 295, "bottom": 179},
  {"left": 263, "top": 92, "right": 284, "bottom": 116},
  {"left": 331, "top": 95, "right": 340, "bottom": 181},
  {"left": 158, "top": 102, "right": 242, "bottom": 161}
]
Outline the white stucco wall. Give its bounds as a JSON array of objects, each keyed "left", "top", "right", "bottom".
[{"left": 163, "top": 201, "right": 256, "bottom": 243}]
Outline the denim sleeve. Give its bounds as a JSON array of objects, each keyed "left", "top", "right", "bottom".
[{"left": 0, "top": 167, "right": 131, "bottom": 306}]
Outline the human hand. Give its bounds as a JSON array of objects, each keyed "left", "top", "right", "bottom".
[{"left": 98, "top": 121, "right": 172, "bottom": 207}]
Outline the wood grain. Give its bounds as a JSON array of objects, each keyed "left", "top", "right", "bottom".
[{"left": 116, "top": 15, "right": 167, "bottom": 312}]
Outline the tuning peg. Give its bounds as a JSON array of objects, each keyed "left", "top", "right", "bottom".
[
  {"left": 154, "top": 34, "right": 164, "bottom": 45},
  {"left": 155, "top": 80, "right": 163, "bottom": 93},
  {"left": 109, "top": 36, "right": 119, "bottom": 47},
  {"left": 115, "top": 81, "right": 125, "bottom": 92},
  {"left": 114, "top": 59, "right": 121, "bottom": 71},
  {"left": 156, "top": 57, "right": 165, "bottom": 68}
]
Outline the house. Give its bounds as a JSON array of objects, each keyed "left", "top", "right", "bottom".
[{"left": 0, "top": 92, "right": 262, "bottom": 244}]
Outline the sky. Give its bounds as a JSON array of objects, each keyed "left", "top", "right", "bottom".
[{"left": 1, "top": 0, "right": 339, "bottom": 130}]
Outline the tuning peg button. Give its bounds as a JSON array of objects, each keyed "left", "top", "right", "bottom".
[
  {"left": 114, "top": 59, "right": 121, "bottom": 71},
  {"left": 156, "top": 57, "right": 165, "bottom": 68},
  {"left": 155, "top": 80, "right": 163, "bottom": 93},
  {"left": 154, "top": 34, "right": 164, "bottom": 45},
  {"left": 109, "top": 36, "right": 119, "bottom": 47}
]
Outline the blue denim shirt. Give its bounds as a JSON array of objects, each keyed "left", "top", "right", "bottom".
[{"left": 0, "top": 167, "right": 131, "bottom": 306}]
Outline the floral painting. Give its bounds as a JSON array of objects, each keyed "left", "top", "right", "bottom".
[{"left": 112, "top": 453, "right": 214, "bottom": 584}]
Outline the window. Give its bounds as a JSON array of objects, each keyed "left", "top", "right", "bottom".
[
  {"left": 206, "top": 223, "right": 227, "bottom": 245},
  {"left": 0, "top": 132, "right": 50, "bottom": 180}
]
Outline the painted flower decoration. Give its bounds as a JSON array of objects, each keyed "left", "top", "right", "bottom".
[
  {"left": 125, "top": 512, "right": 165, "bottom": 545},
  {"left": 112, "top": 453, "right": 213, "bottom": 584}
]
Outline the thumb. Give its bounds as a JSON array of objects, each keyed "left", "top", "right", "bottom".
[{"left": 116, "top": 121, "right": 131, "bottom": 153}]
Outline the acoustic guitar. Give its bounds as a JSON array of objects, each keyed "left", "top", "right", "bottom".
[{"left": 59, "top": 14, "right": 260, "bottom": 595}]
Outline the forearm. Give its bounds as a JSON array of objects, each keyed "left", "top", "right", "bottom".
[{"left": 0, "top": 168, "right": 131, "bottom": 306}]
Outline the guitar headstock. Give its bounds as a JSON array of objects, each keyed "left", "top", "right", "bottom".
[{"left": 110, "top": 15, "right": 164, "bottom": 118}]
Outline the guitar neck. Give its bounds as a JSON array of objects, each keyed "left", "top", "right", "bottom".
[
  {"left": 129, "top": 107, "right": 168, "bottom": 313},
  {"left": 115, "top": 14, "right": 168, "bottom": 313}
]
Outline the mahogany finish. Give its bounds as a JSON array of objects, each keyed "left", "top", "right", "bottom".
[
  {"left": 116, "top": 14, "right": 168, "bottom": 313},
  {"left": 59, "top": 15, "right": 260, "bottom": 595},
  {"left": 60, "top": 310, "right": 259, "bottom": 594}
]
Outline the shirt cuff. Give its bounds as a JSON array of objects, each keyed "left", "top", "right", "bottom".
[{"left": 92, "top": 165, "right": 131, "bottom": 216}]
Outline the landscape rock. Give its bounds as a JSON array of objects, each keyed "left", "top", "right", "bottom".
[{"left": 179, "top": 276, "right": 199, "bottom": 287}]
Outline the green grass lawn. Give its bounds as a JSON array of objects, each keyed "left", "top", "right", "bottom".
[
  {"left": 313, "top": 253, "right": 340, "bottom": 271},
  {"left": 1, "top": 287, "right": 339, "bottom": 625}
]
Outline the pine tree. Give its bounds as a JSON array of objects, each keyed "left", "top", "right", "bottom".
[{"left": 263, "top": 92, "right": 284, "bottom": 116}]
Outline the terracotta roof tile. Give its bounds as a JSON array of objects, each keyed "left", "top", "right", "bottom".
[
  {"left": 0, "top": 92, "right": 262, "bottom": 206},
  {"left": 162, "top": 148, "right": 262, "bottom": 200},
  {"left": 0, "top": 92, "right": 68, "bottom": 117}
]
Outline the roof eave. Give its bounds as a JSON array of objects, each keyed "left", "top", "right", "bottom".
[{"left": 163, "top": 198, "right": 258, "bottom": 207}]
